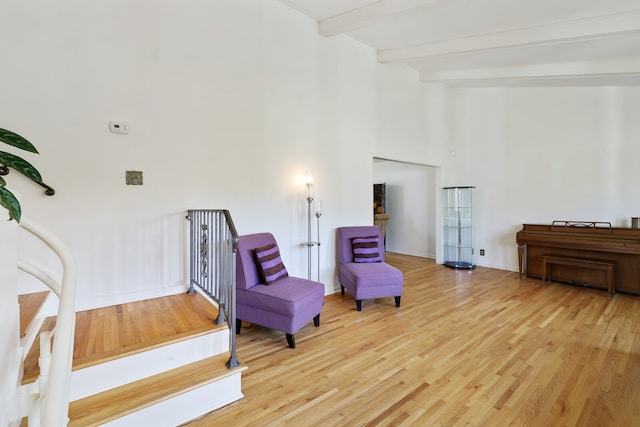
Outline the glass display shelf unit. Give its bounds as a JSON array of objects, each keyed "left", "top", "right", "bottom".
[{"left": 443, "top": 186, "right": 475, "bottom": 269}]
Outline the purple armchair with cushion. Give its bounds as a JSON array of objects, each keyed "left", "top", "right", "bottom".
[
  {"left": 337, "top": 226, "right": 404, "bottom": 311},
  {"left": 235, "top": 232, "right": 325, "bottom": 348}
]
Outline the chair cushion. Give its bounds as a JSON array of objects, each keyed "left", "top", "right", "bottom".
[
  {"left": 340, "top": 262, "right": 403, "bottom": 289},
  {"left": 237, "top": 276, "right": 325, "bottom": 317},
  {"left": 351, "top": 236, "right": 382, "bottom": 263},
  {"left": 254, "top": 243, "right": 288, "bottom": 284}
]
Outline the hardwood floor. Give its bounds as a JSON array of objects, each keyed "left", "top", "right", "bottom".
[{"left": 186, "top": 253, "right": 640, "bottom": 426}]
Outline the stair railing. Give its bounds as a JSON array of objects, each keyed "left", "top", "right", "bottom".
[
  {"left": 17, "top": 218, "right": 77, "bottom": 427},
  {"left": 186, "top": 209, "right": 240, "bottom": 369}
]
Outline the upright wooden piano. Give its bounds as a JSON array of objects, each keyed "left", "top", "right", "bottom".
[{"left": 516, "top": 221, "right": 640, "bottom": 296}]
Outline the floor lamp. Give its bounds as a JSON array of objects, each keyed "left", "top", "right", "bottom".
[{"left": 305, "top": 180, "right": 321, "bottom": 281}]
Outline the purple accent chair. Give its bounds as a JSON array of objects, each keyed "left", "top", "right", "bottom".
[
  {"left": 235, "top": 232, "right": 325, "bottom": 348},
  {"left": 337, "top": 226, "right": 404, "bottom": 311}
]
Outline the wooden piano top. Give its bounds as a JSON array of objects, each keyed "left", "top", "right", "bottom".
[{"left": 516, "top": 223, "right": 640, "bottom": 254}]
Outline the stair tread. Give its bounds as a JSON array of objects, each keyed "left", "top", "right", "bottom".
[
  {"left": 18, "top": 291, "right": 49, "bottom": 339},
  {"left": 23, "top": 293, "right": 226, "bottom": 384},
  {"left": 68, "top": 354, "right": 246, "bottom": 426}
]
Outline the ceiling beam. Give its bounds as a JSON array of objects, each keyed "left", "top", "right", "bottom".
[
  {"left": 379, "top": 9, "right": 640, "bottom": 63},
  {"left": 434, "top": 73, "right": 640, "bottom": 87},
  {"left": 318, "top": 0, "right": 455, "bottom": 37},
  {"left": 420, "top": 61, "right": 640, "bottom": 87}
]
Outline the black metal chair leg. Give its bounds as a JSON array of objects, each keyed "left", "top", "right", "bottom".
[
  {"left": 341, "top": 285, "right": 345, "bottom": 295},
  {"left": 356, "top": 300, "right": 362, "bottom": 311},
  {"left": 313, "top": 314, "right": 320, "bottom": 327},
  {"left": 395, "top": 296, "right": 401, "bottom": 307},
  {"left": 236, "top": 318, "right": 242, "bottom": 334}
]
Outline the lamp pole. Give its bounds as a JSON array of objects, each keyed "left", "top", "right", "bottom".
[
  {"left": 315, "top": 205, "right": 322, "bottom": 282},
  {"left": 306, "top": 182, "right": 313, "bottom": 280}
]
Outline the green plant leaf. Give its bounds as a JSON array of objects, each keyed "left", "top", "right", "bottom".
[
  {"left": 0, "top": 128, "right": 39, "bottom": 154},
  {"left": 0, "top": 186, "right": 21, "bottom": 222},
  {"left": 0, "top": 151, "right": 42, "bottom": 183},
  {"left": 0, "top": 176, "right": 5, "bottom": 186}
]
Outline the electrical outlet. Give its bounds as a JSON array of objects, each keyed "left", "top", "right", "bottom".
[
  {"left": 110, "top": 121, "right": 129, "bottom": 135},
  {"left": 480, "top": 249, "right": 485, "bottom": 256}
]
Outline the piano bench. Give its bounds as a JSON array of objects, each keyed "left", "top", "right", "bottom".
[{"left": 542, "top": 254, "right": 615, "bottom": 298}]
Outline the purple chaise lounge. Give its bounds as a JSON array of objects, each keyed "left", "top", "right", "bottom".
[
  {"left": 337, "top": 226, "right": 404, "bottom": 311},
  {"left": 235, "top": 232, "right": 325, "bottom": 348}
]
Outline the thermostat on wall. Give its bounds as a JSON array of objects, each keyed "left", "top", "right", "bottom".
[{"left": 110, "top": 121, "right": 129, "bottom": 135}]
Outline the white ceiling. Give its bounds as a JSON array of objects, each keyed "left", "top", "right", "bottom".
[{"left": 277, "top": 0, "right": 640, "bottom": 86}]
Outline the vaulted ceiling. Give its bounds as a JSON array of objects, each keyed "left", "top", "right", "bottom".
[{"left": 277, "top": 0, "right": 640, "bottom": 87}]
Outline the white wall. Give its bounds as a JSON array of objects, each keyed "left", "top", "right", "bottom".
[
  {"left": 372, "top": 160, "right": 437, "bottom": 258},
  {"left": 2, "top": 0, "right": 431, "bottom": 308},
  {"left": 373, "top": 64, "right": 432, "bottom": 162},
  {"left": 443, "top": 86, "right": 640, "bottom": 271}
]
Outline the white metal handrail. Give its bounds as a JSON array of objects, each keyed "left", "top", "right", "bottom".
[{"left": 18, "top": 218, "right": 77, "bottom": 427}]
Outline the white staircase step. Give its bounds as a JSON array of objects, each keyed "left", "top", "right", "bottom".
[
  {"left": 68, "top": 354, "right": 246, "bottom": 426},
  {"left": 70, "top": 327, "right": 230, "bottom": 401}
]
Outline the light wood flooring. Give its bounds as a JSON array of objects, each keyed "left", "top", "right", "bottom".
[{"left": 185, "top": 253, "right": 640, "bottom": 426}]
